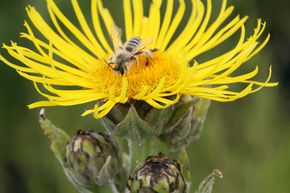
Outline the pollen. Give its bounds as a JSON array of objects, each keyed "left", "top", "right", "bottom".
[{"left": 127, "top": 51, "right": 181, "bottom": 98}]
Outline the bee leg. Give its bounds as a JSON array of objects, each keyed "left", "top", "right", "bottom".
[
  {"left": 130, "top": 56, "right": 138, "bottom": 66},
  {"left": 144, "top": 48, "right": 158, "bottom": 57},
  {"left": 142, "top": 54, "right": 150, "bottom": 66},
  {"left": 130, "top": 56, "right": 138, "bottom": 62},
  {"left": 107, "top": 62, "right": 115, "bottom": 66},
  {"left": 143, "top": 49, "right": 157, "bottom": 66},
  {"left": 143, "top": 50, "right": 152, "bottom": 57},
  {"left": 145, "top": 57, "right": 149, "bottom": 66},
  {"left": 134, "top": 51, "right": 144, "bottom": 56}
]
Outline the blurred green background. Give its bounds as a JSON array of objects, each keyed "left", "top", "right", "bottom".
[{"left": 0, "top": 0, "right": 289, "bottom": 193}]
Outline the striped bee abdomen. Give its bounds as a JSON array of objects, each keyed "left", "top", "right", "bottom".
[{"left": 124, "top": 37, "right": 141, "bottom": 52}]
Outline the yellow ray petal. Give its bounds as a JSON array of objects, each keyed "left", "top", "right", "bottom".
[
  {"left": 71, "top": 0, "right": 107, "bottom": 58},
  {"left": 155, "top": 0, "right": 174, "bottom": 48},
  {"left": 160, "top": 0, "right": 185, "bottom": 50},
  {"left": 132, "top": 0, "right": 143, "bottom": 36},
  {"left": 91, "top": 0, "right": 112, "bottom": 53},
  {"left": 123, "top": 0, "right": 133, "bottom": 39}
]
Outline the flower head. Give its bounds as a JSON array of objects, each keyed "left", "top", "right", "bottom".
[
  {"left": 127, "top": 153, "right": 187, "bottom": 193},
  {"left": 66, "top": 130, "right": 119, "bottom": 186},
  {"left": 1, "top": 0, "right": 277, "bottom": 118}
]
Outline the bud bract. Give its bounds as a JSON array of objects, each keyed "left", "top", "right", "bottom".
[
  {"left": 128, "top": 153, "right": 188, "bottom": 193},
  {"left": 66, "top": 130, "right": 119, "bottom": 187},
  {"left": 104, "top": 96, "right": 210, "bottom": 149}
]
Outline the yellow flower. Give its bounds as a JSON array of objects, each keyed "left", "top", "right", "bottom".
[{"left": 0, "top": 0, "right": 277, "bottom": 118}]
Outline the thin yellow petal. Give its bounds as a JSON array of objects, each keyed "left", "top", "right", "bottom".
[
  {"left": 155, "top": 0, "right": 174, "bottom": 48},
  {"left": 91, "top": 0, "right": 113, "bottom": 53},
  {"left": 123, "top": 0, "right": 133, "bottom": 39},
  {"left": 160, "top": 0, "right": 185, "bottom": 50},
  {"left": 71, "top": 0, "right": 107, "bottom": 58},
  {"left": 132, "top": 0, "right": 143, "bottom": 36}
]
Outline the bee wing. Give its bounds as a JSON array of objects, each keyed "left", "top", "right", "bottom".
[
  {"left": 129, "top": 38, "right": 154, "bottom": 57},
  {"left": 110, "top": 24, "right": 123, "bottom": 52},
  {"left": 140, "top": 38, "right": 154, "bottom": 49}
]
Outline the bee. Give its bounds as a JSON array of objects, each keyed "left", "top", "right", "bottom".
[{"left": 106, "top": 25, "right": 157, "bottom": 75}]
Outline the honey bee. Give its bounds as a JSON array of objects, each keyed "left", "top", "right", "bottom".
[{"left": 106, "top": 25, "right": 157, "bottom": 75}]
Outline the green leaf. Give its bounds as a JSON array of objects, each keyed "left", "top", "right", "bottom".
[
  {"left": 177, "top": 147, "right": 191, "bottom": 184},
  {"left": 39, "top": 109, "right": 70, "bottom": 166},
  {"left": 113, "top": 105, "right": 154, "bottom": 139}
]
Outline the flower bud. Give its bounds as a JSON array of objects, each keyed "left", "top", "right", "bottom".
[
  {"left": 66, "top": 130, "right": 119, "bottom": 187},
  {"left": 127, "top": 153, "right": 187, "bottom": 193},
  {"left": 104, "top": 96, "right": 210, "bottom": 149},
  {"left": 160, "top": 96, "right": 210, "bottom": 147}
]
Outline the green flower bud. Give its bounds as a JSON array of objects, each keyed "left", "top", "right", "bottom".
[
  {"left": 127, "top": 153, "right": 187, "bottom": 193},
  {"left": 103, "top": 96, "right": 210, "bottom": 149},
  {"left": 161, "top": 96, "right": 210, "bottom": 147},
  {"left": 66, "top": 130, "right": 119, "bottom": 187}
]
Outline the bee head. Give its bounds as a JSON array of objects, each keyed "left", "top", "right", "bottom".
[
  {"left": 113, "top": 65, "right": 125, "bottom": 75},
  {"left": 114, "top": 53, "right": 127, "bottom": 64}
]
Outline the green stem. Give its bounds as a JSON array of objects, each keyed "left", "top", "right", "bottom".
[
  {"left": 128, "top": 136, "right": 169, "bottom": 174},
  {"left": 87, "top": 185, "right": 114, "bottom": 193}
]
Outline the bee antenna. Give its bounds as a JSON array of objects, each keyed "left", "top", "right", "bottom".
[{"left": 103, "top": 58, "right": 114, "bottom": 69}]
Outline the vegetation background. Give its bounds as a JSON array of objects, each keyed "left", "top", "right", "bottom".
[{"left": 0, "top": 0, "right": 289, "bottom": 193}]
